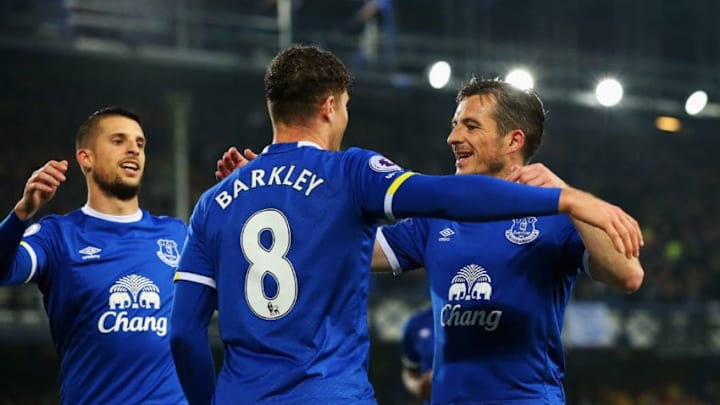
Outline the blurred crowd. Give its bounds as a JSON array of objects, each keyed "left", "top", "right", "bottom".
[{"left": 540, "top": 129, "right": 720, "bottom": 304}]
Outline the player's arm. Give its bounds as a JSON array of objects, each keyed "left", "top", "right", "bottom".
[
  {"left": 0, "top": 211, "right": 33, "bottom": 284},
  {"left": 0, "top": 160, "right": 67, "bottom": 284},
  {"left": 214, "top": 146, "right": 256, "bottom": 180},
  {"left": 170, "top": 280, "right": 217, "bottom": 405},
  {"left": 14, "top": 160, "right": 68, "bottom": 221},
  {"left": 507, "top": 163, "right": 644, "bottom": 292},
  {"left": 400, "top": 314, "right": 432, "bottom": 400},
  {"left": 572, "top": 221, "right": 644, "bottom": 292},
  {"left": 371, "top": 239, "right": 391, "bottom": 272},
  {"left": 402, "top": 365, "right": 432, "bottom": 400},
  {"left": 389, "top": 172, "right": 643, "bottom": 258}
]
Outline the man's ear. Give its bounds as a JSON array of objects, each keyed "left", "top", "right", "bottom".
[
  {"left": 320, "top": 94, "right": 335, "bottom": 120},
  {"left": 507, "top": 129, "right": 525, "bottom": 155},
  {"left": 76, "top": 148, "right": 92, "bottom": 174}
]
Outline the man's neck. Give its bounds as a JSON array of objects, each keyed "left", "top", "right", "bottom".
[
  {"left": 86, "top": 190, "right": 140, "bottom": 216},
  {"left": 273, "top": 123, "right": 333, "bottom": 150},
  {"left": 497, "top": 158, "right": 526, "bottom": 180}
]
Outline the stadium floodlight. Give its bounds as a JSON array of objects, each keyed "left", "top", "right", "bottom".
[
  {"left": 428, "top": 61, "right": 451, "bottom": 89},
  {"left": 595, "top": 78, "right": 623, "bottom": 107},
  {"left": 505, "top": 69, "right": 534, "bottom": 90},
  {"left": 685, "top": 90, "right": 708, "bottom": 116},
  {"left": 655, "top": 116, "right": 682, "bottom": 133}
]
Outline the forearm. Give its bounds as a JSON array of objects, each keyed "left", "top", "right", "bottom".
[
  {"left": 402, "top": 368, "right": 431, "bottom": 400},
  {"left": 573, "top": 219, "right": 644, "bottom": 292},
  {"left": 0, "top": 211, "right": 32, "bottom": 285},
  {"left": 392, "top": 174, "right": 560, "bottom": 222},
  {"left": 371, "top": 238, "right": 392, "bottom": 272},
  {"left": 170, "top": 281, "right": 217, "bottom": 404}
]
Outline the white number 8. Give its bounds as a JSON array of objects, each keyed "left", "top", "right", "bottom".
[{"left": 241, "top": 209, "right": 297, "bottom": 320}]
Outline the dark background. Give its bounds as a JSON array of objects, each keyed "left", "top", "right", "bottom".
[{"left": 1, "top": 0, "right": 719, "bottom": 403}]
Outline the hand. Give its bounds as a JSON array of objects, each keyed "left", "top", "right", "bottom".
[
  {"left": 14, "top": 160, "right": 68, "bottom": 221},
  {"left": 215, "top": 147, "right": 258, "bottom": 180},
  {"left": 506, "top": 163, "right": 568, "bottom": 188},
  {"left": 420, "top": 370, "right": 432, "bottom": 400},
  {"left": 559, "top": 188, "right": 643, "bottom": 258}
]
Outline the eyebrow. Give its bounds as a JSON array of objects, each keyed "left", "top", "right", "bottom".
[
  {"left": 109, "top": 132, "right": 145, "bottom": 140},
  {"left": 461, "top": 117, "right": 482, "bottom": 127}
]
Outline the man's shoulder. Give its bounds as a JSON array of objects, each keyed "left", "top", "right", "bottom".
[
  {"left": 142, "top": 211, "right": 186, "bottom": 229},
  {"left": 35, "top": 208, "right": 84, "bottom": 227}
]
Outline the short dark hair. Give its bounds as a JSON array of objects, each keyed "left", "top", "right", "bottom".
[
  {"left": 264, "top": 45, "right": 353, "bottom": 125},
  {"left": 457, "top": 77, "right": 545, "bottom": 163},
  {"left": 75, "top": 106, "right": 141, "bottom": 150}
]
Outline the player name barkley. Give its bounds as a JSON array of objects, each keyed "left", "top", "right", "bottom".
[{"left": 215, "top": 165, "right": 325, "bottom": 209}]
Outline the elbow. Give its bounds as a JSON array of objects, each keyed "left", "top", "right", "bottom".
[
  {"left": 619, "top": 267, "right": 644, "bottom": 293},
  {"left": 169, "top": 329, "right": 186, "bottom": 357},
  {"left": 169, "top": 318, "right": 193, "bottom": 356}
]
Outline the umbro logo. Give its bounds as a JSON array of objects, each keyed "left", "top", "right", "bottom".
[
  {"left": 438, "top": 228, "right": 455, "bottom": 242},
  {"left": 79, "top": 246, "right": 102, "bottom": 260}
]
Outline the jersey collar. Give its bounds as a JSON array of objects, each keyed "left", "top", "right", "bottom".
[
  {"left": 261, "top": 141, "right": 323, "bottom": 154},
  {"left": 81, "top": 204, "right": 143, "bottom": 223}
]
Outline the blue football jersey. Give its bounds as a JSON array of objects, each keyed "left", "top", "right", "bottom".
[
  {"left": 177, "top": 142, "right": 412, "bottom": 404},
  {"left": 401, "top": 307, "right": 434, "bottom": 375},
  {"left": 15, "top": 206, "right": 187, "bottom": 405},
  {"left": 401, "top": 306, "right": 434, "bottom": 405},
  {"left": 378, "top": 215, "right": 585, "bottom": 405}
]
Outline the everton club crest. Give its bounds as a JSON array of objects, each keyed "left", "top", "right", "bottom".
[
  {"left": 505, "top": 217, "right": 540, "bottom": 245},
  {"left": 156, "top": 239, "right": 180, "bottom": 267}
]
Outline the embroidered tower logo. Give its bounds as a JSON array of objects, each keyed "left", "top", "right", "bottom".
[
  {"left": 448, "top": 264, "right": 492, "bottom": 301},
  {"left": 98, "top": 274, "right": 167, "bottom": 336},
  {"left": 156, "top": 239, "right": 180, "bottom": 267},
  {"left": 505, "top": 217, "right": 540, "bottom": 245}
]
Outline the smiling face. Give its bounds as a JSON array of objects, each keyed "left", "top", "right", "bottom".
[
  {"left": 446, "top": 94, "right": 510, "bottom": 176},
  {"left": 78, "top": 115, "right": 146, "bottom": 200}
]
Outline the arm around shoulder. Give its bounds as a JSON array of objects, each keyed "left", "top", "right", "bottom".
[{"left": 574, "top": 220, "right": 644, "bottom": 293}]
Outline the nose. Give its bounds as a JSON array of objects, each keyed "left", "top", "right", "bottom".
[
  {"left": 127, "top": 142, "right": 140, "bottom": 156},
  {"left": 447, "top": 126, "right": 461, "bottom": 146}
]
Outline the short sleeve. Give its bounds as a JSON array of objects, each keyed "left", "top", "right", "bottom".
[
  {"left": 377, "top": 218, "right": 429, "bottom": 274},
  {"left": 175, "top": 196, "right": 216, "bottom": 289}
]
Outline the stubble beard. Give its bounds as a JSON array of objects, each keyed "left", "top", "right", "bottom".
[{"left": 92, "top": 170, "right": 141, "bottom": 201}]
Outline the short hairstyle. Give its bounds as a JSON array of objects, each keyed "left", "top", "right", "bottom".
[
  {"left": 457, "top": 77, "right": 546, "bottom": 163},
  {"left": 264, "top": 45, "right": 353, "bottom": 125},
  {"left": 75, "top": 106, "right": 141, "bottom": 150}
]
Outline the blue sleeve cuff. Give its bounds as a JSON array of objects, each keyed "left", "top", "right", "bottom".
[
  {"left": 3, "top": 210, "right": 30, "bottom": 231},
  {"left": 0, "top": 210, "right": 29, "bottom": 247}
]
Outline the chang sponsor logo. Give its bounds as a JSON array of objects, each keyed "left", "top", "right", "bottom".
[
  {"left": 97, "top": 274, "right": 167, "bottom": 336},
  {"left": 440, "top": 305, "right": 502, "bottom": 331},
  {"left": 441, "top": 264, "right": 502, "bottom": 331}
]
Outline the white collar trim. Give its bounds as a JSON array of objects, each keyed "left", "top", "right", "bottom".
[
  {"left": 81, "top": 204, "right": 143, "bottom": 223},
  {"left": 261, "top": 141, "right": 324, "bottom": 153},
  {"left": 297, "top": 141, "right": 323, "bottom": 149}
]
